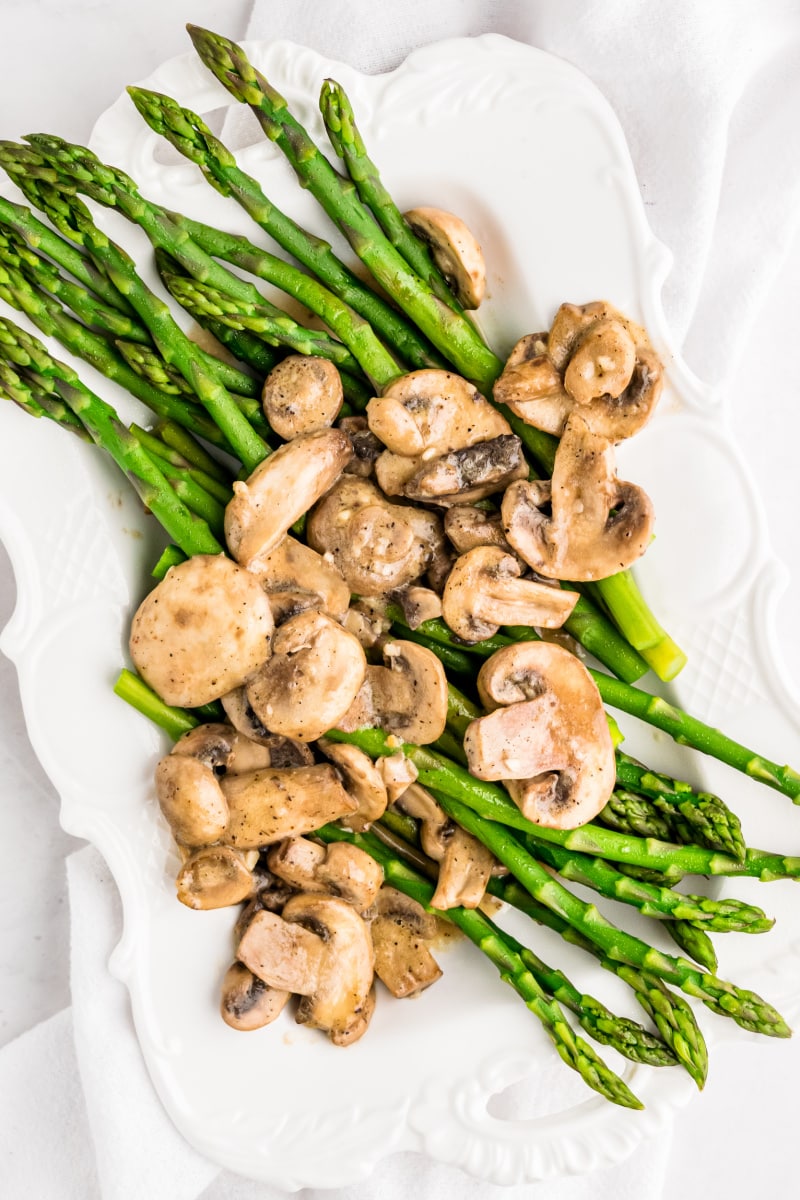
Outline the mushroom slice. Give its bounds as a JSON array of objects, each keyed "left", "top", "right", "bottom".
[
  {"left": 261, "top": 355, "right": 343, "bottom": 440},
  {"left": 465, "top": 641, "right": 615, "bottom": 828},
  {"left": 176, "top": 845, "right": 256, "bottom": 910},
  {"left": 391, "top": 586, "right": 443, "bottom": 631},
  {"left": 367, "top": 370, "right": 509, "bottom": 458},
  {"left": 245, "top": 610, "right": 366, "bottom": 742},
  {"left": 318, "top": 740, "right": 388, "bottom": 830},
  {"left": 237, "top": 908, "right": 327, "bottom": 994},
  {"left": 404, "top": 207, "right": 486, "bottom": 309},
  {"left": 444, "top": 506, "right": 515, "bottom": 556},
  {"left": 220, "top": 962, "right": 290, "bottom": 1031},
  {"left": 221, "top": 763, "right": 358, "bottom": 848},
  {"left": 282, "top": 894, "right": 375, "bottom": 1044},
  {"left": 225, "top": 428, "right": 352, "bottom": 568},
  {"left": 251, "top": 535, "right": 351, "bottom": 626},
  {"left": 548, "top": 301, "right": 647, "bottom": 372},
  {"left": 396, "top": 783, "right": 495, "bottom": 910},
  {"left": 343, "top": 600, "right": 392, "bottom": 650},
  {"left": 338, "top": 639, "right": 448, "bottom": 745},
  {"left": 155, "top": 754, "right": 229, "bottom": 848},
  {"left": 402, "top": 434, "right": 527, "bottom": 506},
  {"left": 266, "top": 836, "right": 384, "bottom": 911},
  {"left": 369, "top": 886, "right": 442, "bottom": 998},
  {"left": 442, "top": 546, "right": 579, "bottom": 643},
  {"left": 171, "top": 722, "right": 238, "bottom": 771},
  {"left": 339, "top": 415, "right": 383, "bottom": 478},
  {"left": 308, "top": 476, "right": 444, "bottom": 597},
  {"left": 377, "top": 752, "right": 419, "bottom": 801},
  {"left": 130, "top": 555, "right": 273, "bottom": 707},
  {"left": 493, "top": 332, "right": 573, "bottom": 435},
  {"left": 219, "top": 690, "right": 315, "bottom": 765},
  {"left": 502, "top": 413, "right": 655, "bottom": 581},
  {"left": 564, "top": 317, "right": 636, "bottom": 405}
]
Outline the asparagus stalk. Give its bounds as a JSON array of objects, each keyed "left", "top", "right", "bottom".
[
  {"left": 0, "top": 253, "right": 233, "bottom": 451},
  {"left": 319, "top": 80, "right": 461, "bottom": 310},
  {"left": 315, "top": 825, "right": 641, "bottom": 1107},
  {"left": 522, "top": 837, "right": 773, "bottom": 932},
  {"left": 129, "top": 425, "right": 231, "bottom": 503},
  {"left": 150, "top": 417, "right": 228, "bottom": 483},
  {"left": 0, "top": 168, "right": 268, "bottom": 471},
  {"left": 403, "top": 617, "right": 799, "bottom": 801},
  {"left": 494, "top": 878, "right": 708, "bottom": 1089},
  {"left": 664, "top": 922, "right": 718, "bottom": 974},
  {"left": 0, "top": 354, "right": 87, "bottom": 436},
  {"left": 0, "top": 317, "right": 222, "bottom": 556},
  {"left": 599, "top": 790, "right": 678, "bottom": 842},
  {"left": 127, "top": 86, "right": 445, "bottom": 372},
  {"left": 187, "top": 27, "right": 504, "bottom": 392},
  {"left": 436, "top": 794, "right": 789, "bottom": 1037}
]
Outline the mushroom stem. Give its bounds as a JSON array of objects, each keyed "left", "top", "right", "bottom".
[{"left": 316, "top": 824, "right": 642, "bottom": 1108}]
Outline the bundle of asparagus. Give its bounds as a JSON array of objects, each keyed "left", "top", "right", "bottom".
[{"left": 0, "top": 25, "right": 797, "bottom": 1112}]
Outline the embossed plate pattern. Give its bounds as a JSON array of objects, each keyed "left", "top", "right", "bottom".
[{"left": 0, "top": 35, "right": 798, "bottom": 1188}]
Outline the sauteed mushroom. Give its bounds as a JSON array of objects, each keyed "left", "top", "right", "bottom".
[
  {"left": 222, "top": 763, "right": 358, "bottom": 847},
  {"left": 396, "top": 783, "right": 495, "bottom": 909},
  {"left": 402, "top": 434, "right": 527, "bottom": 506},
  {"left": 318, "top": 739, "right": 388, "bottom": 830},
  {"left": 404, "top": 206, "right": 486, "bottom": 308},
  {"left": 338, "top": 639, "right": 448, "bottom": 745},
  {"left": 261, "top": 355, "right": 343, "bottom": 439},
  {"left": 176, "top": 845, "right": 257, "bottom": 910},
  {"left": 442, "top": 546, "right": 580, "bottom": 642},
  {"left": 369, "top": 886, "right": 442, "bottom": 997},
  {"left": 267, "top": 836, "right": 384, "bottom": 911},
  {"left": 220, "top": 962, "right": 290, "bottom": 1032},
  {"left": 252, "top": 534, "right": 351, "bottom": 625}
]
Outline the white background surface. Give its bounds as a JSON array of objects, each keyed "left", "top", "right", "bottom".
[{"left": 0, "top": 0, "right": 798, "bottom": 1196}]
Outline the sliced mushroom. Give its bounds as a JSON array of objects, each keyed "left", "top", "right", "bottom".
[
  {"left": 220, "top": 962, "right": 290, "bottom": 1031},
  {"left": 442, "top": 545, "right": 580, "bottom": 643},
  {"left": 492, "top": 332, "right": 572, "bottom": 434},
  {"left": 404, "top": 207, "right": 486, "bottom": 309},
  {"left": 377, "top": 751, "right": 419, "bottom": 801},
  {"left": 221, "top": 763, "right": 358, "bottom": 848},
  {"left": 396, "top": 783, "right": 495, "bottom": 909},
  {"left": 444, "top": 505, "right": 516, "bottom": 556},
  {"left": 338, "top": 639, "right": 448, "bottom": 745},
  {"left": 267, "top": 836, "right": 384, "bottom": 911},
  {"left": 234, "top": 880, "right": 296, "bottom": 944},
  {"left": 218, "top": 691, "right": 316, "bottom": 765},
  {"left": 343, "top": 600, "right": 392, "bottom": 650},
  {"left": 548, "top": 301, "right": 647, "bottom": 372},
  {"left": 465, "top": 641, "right": 615, "bottom": 828},
  {"left": 225, "top": 428, "right": 352, "bottom": 568},
  {"left": 339, "top": 415, "right": 383, "bottom": 478},
  {"left": 261, "top": 355, "right": 343, "bottom": 440},
  {"left": 130, "top": 555, "right": 273, "bottom": 707},
  {"left": 245, "top": 610, "right": 366, "bottom": 742},
  {"left": 402, "top": 434, "right": 527, "bottom": 506},
  {"left": 318, "top": 739, "right": 388, "bottom": 830},
  {"left": 502, "top": 413, "right": 655, "bottom": 581},
  {"left": 176, "top": 845, "right": 257, "bottom": 910},
  {"left": 369, "top": 886, "right": 442, "bottom": 998},
  {"left": 237, "top": 907, "right": 327, "bottom": 993},
  {"left": 251, "top": 535, "right": 351, "bottom": 626},
  {"left": 391, "top": 585, "right": 443, "bottom": 630},
  {"left": 307, "top": 475, "right": 444, "bottom": 596},
  {"left": 367, "top": 370, "right": 509, "bottom": 459},
  {"left": 155, "top": 753, "right": 229, "bottom": 847}
]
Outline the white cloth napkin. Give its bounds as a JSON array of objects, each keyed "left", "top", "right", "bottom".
[{"left": 2, "top": 2, "right": 799, "bottom": 1198}]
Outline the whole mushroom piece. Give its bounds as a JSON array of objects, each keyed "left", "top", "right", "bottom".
[
  {"left": 502, "top": 413, "right": 655, "bottom": 581},
  {"left": 465, "top": 641, "right": 615, "bottom": 829},
  {"left": 261, "top": 355, "right": 343, "bottom": 440}
]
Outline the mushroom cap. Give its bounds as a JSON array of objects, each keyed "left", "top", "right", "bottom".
[
  {"left": 563, "top": 317, "right": 636, "bottom": 404},
  {"left": 220, "top": 962, "right": 291, "bottom": 1031},
  {"left": 171, "top": 722, "right": 238, "bottom": 771},
  {"left": 237, "top": 908, "right": 327, "bottom": 994},
  {"left": 221, "top": 763, "right": 358, "bottom": 848},
  {"left": 245, "top": 610, "right": 367, "bottom": 742},
  {"left": 502, "top": 414, "right": 655, "bottom": 581},
  {"left": 338, "top": 639, "right": 448, "bottom": 745},
  {"left": 403, "top": 206, "right": 486, "bottom": 309},
  {"left": 130, "top": 555, "right": 274, "bottom": 707},
  {"left": 466, "top": 641, "right": 615, "bottom": 829},
  {"left": 225, "top": 428, "right": 352, "bottom": 568},
  {"left": 261, "top": 355, "right": 343, "bottom": 440},
  {"left": 250, "top": 534, "right": 351, "bottom": 626},
  {"left": 176, "top": 845, "right": 256, "bottom": 910},
  {"left": 318, "top": 739, "right": 388, "bottom": 830},
  {"left": 493, "top": 333, "right": 572, "bottom": 436},
  {"left": 369, "top": 886, "right": 442, "bottom": 998},
  {"left": 367, "top": 370, "right": 509, "bottom": 458},
  {"left": 155, "top": 754, "right": 229, "bottom": 847},
  {"left": 307, "top": 475, "right": 443, "bottom": 597},
  {"left": 442, "top": 545, "right": 579, "bottom": 643},
  {"left": 282, "top": 894, "right": 375, "bottom": 1042}
]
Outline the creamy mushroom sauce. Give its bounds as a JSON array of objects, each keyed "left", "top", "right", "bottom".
[{"left": 131, "top": 293, "right": 663, "bottom": 1043}]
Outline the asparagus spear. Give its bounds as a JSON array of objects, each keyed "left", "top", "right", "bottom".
[
  {"left": 187, "top": 27, "right": 503, "bottom": 392},
  {"left": 664, "top": 922, "right": 718, "bottom": 974},
  {"left": 403, "top": 617, "right": 799, "bottom": 801},
  {"left": 0, "top": 169, "right": 268, "bottom": 471},
  {"left": 599, "top": 789, "right": 678, "bottom": 842},
  {"left": 128, "top": 86, "right": 445, "bottom": 372},
  {"left": 435, "top": 794, "right": 789, "bottom": 1038},
  {"left": 494, "top": 878, "right": 708, "bottom": 1089},
  {"left": 523, "top": 838, "right": 773, "bottom": 932},
  {"left": 319, "top": 80, "right": 461, "bottom": 310},
  {"left": 0, "top": 253, "right": 234, "bottom": 451},
  {"left": 0, "top": 354, "right": 87, "bottom": 436},
  {"left": 0, "top": 317, "right": 222, "bottom": 556}
]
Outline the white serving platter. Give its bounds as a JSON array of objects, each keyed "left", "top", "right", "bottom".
[{"left": 0, "top": 32, "right": 799, "bottom": 1189}]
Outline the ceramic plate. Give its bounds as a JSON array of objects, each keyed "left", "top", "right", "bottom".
[{"left": 1, "top": 33, "right": 799, "bottom": 1189}]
